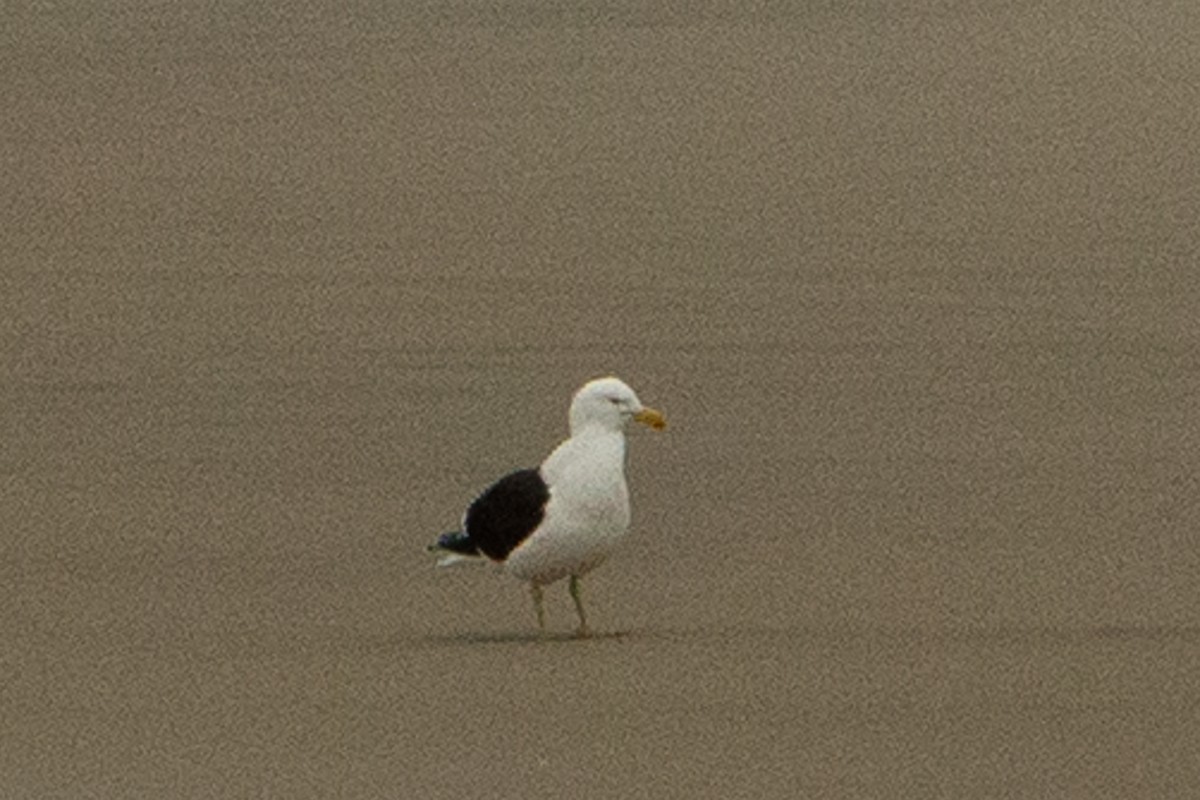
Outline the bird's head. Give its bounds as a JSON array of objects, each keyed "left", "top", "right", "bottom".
[{"left": 569, "top": 376, "right": 667, "bottom": 435}]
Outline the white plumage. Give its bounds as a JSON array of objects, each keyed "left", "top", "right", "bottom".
[{"left": 429, "top": 376, "right": 666, "bottom": 636}]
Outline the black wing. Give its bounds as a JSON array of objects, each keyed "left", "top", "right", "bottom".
[{"left": 464, "top": 468, "right": 550, "bottom": 561}]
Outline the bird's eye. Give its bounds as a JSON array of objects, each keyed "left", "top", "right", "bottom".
[{"left": 607, "top": 397, "right": 621, "bottom": 405}]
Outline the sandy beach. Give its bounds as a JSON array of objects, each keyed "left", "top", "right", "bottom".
[{"left": 4, "top": 1, "right": 1199, "bottom": 797}]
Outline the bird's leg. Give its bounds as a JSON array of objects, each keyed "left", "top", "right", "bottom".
[
  {"left": 530, "top": 583, "right": 546, "bottom": 633},
  {"left": 568, "top": 575, "right": 590, "bottom": 638}
]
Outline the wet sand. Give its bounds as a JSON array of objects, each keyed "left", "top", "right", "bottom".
[{"left": 4, "top": 1, "right": 1200, "bottom": 797}]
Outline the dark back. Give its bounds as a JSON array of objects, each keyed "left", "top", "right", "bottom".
[{"left": 465, "top": 468, "right": 550, "bottom": 561}]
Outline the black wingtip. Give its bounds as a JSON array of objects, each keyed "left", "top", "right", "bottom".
[{"left": 432, "top": 530, "right": 479, "bottom": 556}]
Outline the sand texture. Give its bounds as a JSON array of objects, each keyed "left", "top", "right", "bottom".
[{"left": 4, "top": 1, "right": 1200, "bottom": 797}]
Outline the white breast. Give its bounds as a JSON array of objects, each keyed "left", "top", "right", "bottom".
[{"left": 503, "top": 431, "right": 631, "bottom": 584}]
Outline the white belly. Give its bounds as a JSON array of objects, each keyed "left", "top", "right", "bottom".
[{"left": 503, "top": 483, "right": 630, "bottom": 584}]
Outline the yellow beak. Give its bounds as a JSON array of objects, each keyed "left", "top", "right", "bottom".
[{"left": 633, "top": 408, "right": 667, "bottom": 431}]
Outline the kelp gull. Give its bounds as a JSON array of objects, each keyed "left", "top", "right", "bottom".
[{"left": 428, "top": 376, "right": 666, "bottom": 637}]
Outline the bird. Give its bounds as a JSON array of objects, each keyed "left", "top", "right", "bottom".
[{"left": 428, "top": 376, "right": 666, "bottom": 637}]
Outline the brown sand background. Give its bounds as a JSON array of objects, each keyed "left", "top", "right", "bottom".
[{"left": 4, "top": 1, "right": 1200, "bottom": 797}]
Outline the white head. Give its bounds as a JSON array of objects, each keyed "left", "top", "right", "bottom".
[{"left": 568, "top": 376, "right": 667, "bottom": 435}]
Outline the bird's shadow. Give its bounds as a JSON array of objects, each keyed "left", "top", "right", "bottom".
[{"left": 412, "top": 629, "right": 633, "bottom": 648}]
